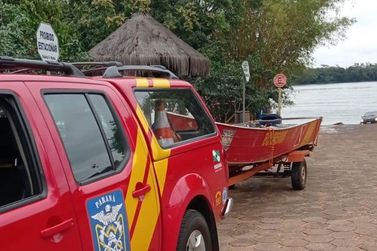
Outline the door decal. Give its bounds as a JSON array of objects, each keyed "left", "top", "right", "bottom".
[{"left": 87, "top": 190, "right": 130, "bottom": 251}]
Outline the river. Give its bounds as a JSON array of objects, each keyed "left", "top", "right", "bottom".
[{"left": 281, "top": 82, "right": 377, "bottom": 125}]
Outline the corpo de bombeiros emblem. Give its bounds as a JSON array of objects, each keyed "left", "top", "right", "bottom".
[{"left": 87, "top": 190, "right": 130, "bottom": 251}]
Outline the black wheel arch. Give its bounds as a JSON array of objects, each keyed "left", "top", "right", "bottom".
[{"left": 187, "top": 195, "right": 219, "bottom": 251}]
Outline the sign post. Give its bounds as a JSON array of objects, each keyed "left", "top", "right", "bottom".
[
  {"left": 241, "top": 61, "right": 250, "bottom": 123},
  {"left": 36, "top": 22, "right": 59, "bottom": 62},
  {"left": 273, "top": 73, "right": 287, "bottom": 116}
]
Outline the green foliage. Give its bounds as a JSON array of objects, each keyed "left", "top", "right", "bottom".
[
  {"left": 150, "top": 0, "right": 243, "bottom": 49},
  {"left": 292, "top": 64, "right": 377, "bottom": 85},
  {"left": 0, "top": 0, "right": 353, "bottom": 122},
  {"left": 0, "top": 2, "right": 29, "bottom": 56},
  {"left": 193, "top": 55, "right": 285, "bottom": 122},
  {"left": 195, "top": 0, "right": 353, "bottom": 121},
  {"left": 67, "top": 0, "right": 150, "bottom": 52},
  {"left": 0, "top": 0, "right": 150, "bottom": 60},
  {"left": 0, "top": 0, "right": 88, "bottom": 60},
  {"left": 216, "top": 0, "right": 354, "bottom": 77}
]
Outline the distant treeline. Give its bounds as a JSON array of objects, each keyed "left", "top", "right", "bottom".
[{"left": 292, "top": 63, "right": 377, "bottom": 85}]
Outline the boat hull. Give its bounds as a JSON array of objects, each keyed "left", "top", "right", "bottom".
[{"left": 216, "top": 118, "right": 322, "bottom": 167}]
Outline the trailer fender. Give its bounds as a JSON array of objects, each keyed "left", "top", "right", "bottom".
[{"left": 287, "top": 150, "right": 310, "bottom": 163}]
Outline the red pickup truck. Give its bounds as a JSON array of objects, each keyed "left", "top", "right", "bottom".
[{"left": 0, "top": 58, "right": 232, "bottom": 251}]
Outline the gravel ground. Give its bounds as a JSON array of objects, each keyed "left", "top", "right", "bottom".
[{"left": 218, "top": 124, "right": 377, "bottom": 251}]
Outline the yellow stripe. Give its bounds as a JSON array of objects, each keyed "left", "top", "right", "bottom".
[
  {"left": 135, "top": 78, "right": 149, "bottom": 88},
  {"left": 125, "top": 128, "right": 148, "bottom": 227},
  {"left": 128, "top": 78, "right": 174, "bottom": 249},
  {"left": 154, "top": 158, "right": 169, "bottom": 194},
  {"left": 135, "top": 103, "right": 170, "bottom": 191},
  {"left": 152, "top": 78, "right": 170, "bottom": 88},
  {"left": 136, "top": 106, "right": 150, "bottom": 132},
  {"left": 131, "top": 163, "right": 161, "bottom": 250},
  {"left": 302, "top": 123, "right": 316, "bottom": 144},
  {"left": 128, "top": 110, "right": 171, "bottom": 249},
  {"left": 136, "top": 105, "right": 171, "bottom": 160},
  {"left": 135, "top": 78, "right": 170, "bottom": 88},
  {"left": 150, "top": 135, "right": 171, "bottom": 160}
]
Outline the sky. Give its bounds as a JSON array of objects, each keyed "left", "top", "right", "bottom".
[{"left": 312, "top": 0, "right": 377, "bottom": 67}]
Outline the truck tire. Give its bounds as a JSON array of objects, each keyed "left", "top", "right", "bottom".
[
  {"left": 291, "top": 160, "right": 307, "bottom": 190},
  {"left": 177, "top": 209, "right": 213, "bottom": 251}
]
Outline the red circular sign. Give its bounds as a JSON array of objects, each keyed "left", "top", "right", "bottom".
[{"left": 273, "top": 73, "right": 287, "bottom": 88}]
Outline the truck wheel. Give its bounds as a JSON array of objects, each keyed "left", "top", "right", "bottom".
[
  {"left": 291, "top": 160, "right": 307, "bottom": 190},
  {"left": 177, "top": 209, "right": 212, "bottom": 251}
]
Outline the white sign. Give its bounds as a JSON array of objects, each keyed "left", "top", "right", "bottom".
[
  {"left": 241, "top": 61, "right": 250, "bottom": 82},
  {"left": 36, "top": 23, "right": 59, "bottom": 61}
]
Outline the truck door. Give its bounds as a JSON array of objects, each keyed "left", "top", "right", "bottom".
[
  {"left": 27, "top": 81, "right": 161, "bottom": 251},
  {"left": 0, "top": 82, "right": 82, "bottom": 251},
  {"left": 134, "top": 87, "right": 228, "bottom": 250}
]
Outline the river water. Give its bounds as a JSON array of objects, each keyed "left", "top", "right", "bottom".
[{"left": 281, "top": 82, "right": 377, "bottom": 125}]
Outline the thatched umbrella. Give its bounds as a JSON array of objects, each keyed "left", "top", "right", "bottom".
[{"left": 89, "top": 13, "right": 210, "bottom": 77}]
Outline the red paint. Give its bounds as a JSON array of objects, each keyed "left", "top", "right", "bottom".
[
  {"left": 0, "top": 73, "right": 229, "bottom": 251},
  {"left": 216, "top": 118, "right": 321, "bottom": 166},
  {"left": 167, "top": 112, "right": 198, "bottom": 131},
  {"left": 273, "top": 73, "right": 287, "bottom": 88}
]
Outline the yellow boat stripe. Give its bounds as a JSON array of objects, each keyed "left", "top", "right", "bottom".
[
  {"left": 135, "top": 78, "right": 149, "bottom": 88},
  {"left": 152, "top": 78, "right": 170, "bottom": 88},
  {"left": 302, "top": 123, "right": 316, "bottom": 144}
]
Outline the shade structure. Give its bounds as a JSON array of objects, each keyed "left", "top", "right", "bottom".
[{"left": 89, "top": 13, "right": 210, "bottom": 77}]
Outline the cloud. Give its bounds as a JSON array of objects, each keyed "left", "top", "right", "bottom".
[{"left": 312, "top": 0, "right": 377, "bottom": 67}]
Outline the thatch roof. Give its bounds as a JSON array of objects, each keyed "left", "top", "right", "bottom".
[{"left": 89, "top": 13, "right": 210, "bottom": 77}]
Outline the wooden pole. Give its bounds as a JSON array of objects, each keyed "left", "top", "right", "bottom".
[
  {"left": 277, "top": 87, "right": 282, "bottom": 116},
  {"left": 242, "top": 78, "right": 246, "bottom": 123}
]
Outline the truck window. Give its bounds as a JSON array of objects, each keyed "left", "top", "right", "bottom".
[
  {"left": 0, "top": 96, "right": 43, "bottom": 209},
  {"left": 134, "top": 89, "right": 215, "bottom": 148},
  {"left": 44, "top": 93, "right": 129, "bottom": 183}
]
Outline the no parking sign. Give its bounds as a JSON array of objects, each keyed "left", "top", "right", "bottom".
[
  {"left": 273, "top": 73, "right": 287, "bottom": 116},
  {"left": 273, "top": 73, "right": 287, "bottom": 88},
  {"left": 36, "top": 22, "right": 59, "bottom": 61}
]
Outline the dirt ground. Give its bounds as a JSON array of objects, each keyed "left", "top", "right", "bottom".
[{"left": 218, "top": 124, "right": 377, "bottom": 251}]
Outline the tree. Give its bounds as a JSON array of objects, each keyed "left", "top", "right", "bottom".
[
  {"left": 0, "top": 2, "right": 29, "bottom": 56},
  {"left": 195, "top": 0, "right": 354, "bottom": 120},
  {"left": 193, "top": 55, "right": 291, "bottom": 122},
  {"left": 0, "top": 0, "right": 354, "bottom": 122},
  {"left": 67, "top": 0, "right": 150, "bottom": 52},
  {"left": 0, "top": 0, "right": 87, "bottom": 60},
  {"left": 292, "top": 63, "right": 377, "bottom": 85},
  {"left": 150, "top": 0, "right": 243, "bottom": 50},
  {"left": 216, "top": 0, "right": 353, "bottom": 81},
  {"left": 0, "top": 0, "right": 150, "bottom": 60}
]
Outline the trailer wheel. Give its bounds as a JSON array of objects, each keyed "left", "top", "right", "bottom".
[
  {"left": 291, "top": 160, "right": 307, "bottom": 190},
  {"left": 177, "top": 209, "right": 212, "bottom": 251}
]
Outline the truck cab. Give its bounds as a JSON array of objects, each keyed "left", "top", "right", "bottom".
[{"left": 0, "top": 58, "right": 232, "bottom": 251}]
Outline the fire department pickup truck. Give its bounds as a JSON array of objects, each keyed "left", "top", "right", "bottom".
[{"left": 0, "top": 57, "right": 232, "bottom": 251}]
